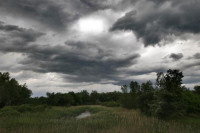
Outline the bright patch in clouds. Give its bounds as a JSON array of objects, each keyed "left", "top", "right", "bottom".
[{"left": 77, "top": 18, "right": 106, "bottom": 34}]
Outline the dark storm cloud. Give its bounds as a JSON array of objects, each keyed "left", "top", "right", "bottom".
[
  {"left": 20, "top": 41, "right": 140, "bottom": 83},
  {"left": 80, "top": 0, "right": 109, "bottom": 10},
  {"left": 0, "top": 0, "right": 112, "bottom": 31},
  {"left": 187, "top": 53, "right": 200, "bottom": 60},
  {"left": 192, "top": 53, "right": 200, "bottom": 59},
  {"left": 0, "top": 22, "right": 140, "bottom": 83},
  {"left": 183, "top": 62, "right": 200, "bottom": 70},
  {"left": 0, "top": 21, "right": 24, "bottom": 32},
  {"left": 114, "top": 67, "right": 169, "bottom": 87},
  {"left": 169, "top": 53, "right": 183, "bottom": 61},
  {"left": 0, "top": 22, "right": 45, "bottom": 52},
  {"left": 183, "top": 76, "right": 200, "bottom": 85},
  {"left": 0, "top": 0, "right": 70, "bottom": 31},
  {"left": 111, "top": 0, "right": 200, "bottom": 46}
]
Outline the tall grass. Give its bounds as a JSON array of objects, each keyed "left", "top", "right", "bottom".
[{"left": 0, "top": 105, "right": 199, "bottom": 133}]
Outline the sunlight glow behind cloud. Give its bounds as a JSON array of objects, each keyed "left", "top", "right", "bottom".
[{"left": 77, "top": 18, "right": 105, "bottom": 34}]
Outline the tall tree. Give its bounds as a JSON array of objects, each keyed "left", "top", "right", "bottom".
[
  {"left": 194, "top": 86, "right": 200, "bottom": 95},
  {"left": 138, "top": 81, "right": 155, "bottom": 115},
  {"left": 130, "top": 81, "right": 140, "bottom": 94},
  {"left": 0, "top": 72, "right": 32, "bottom": 108},
  {"left": 153, "top": 69, "right": 185, "bottom": 119}
]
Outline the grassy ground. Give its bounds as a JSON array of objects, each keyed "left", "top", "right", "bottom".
[{"left": 0, "top": 105, "right": 200, "bottom": 133}]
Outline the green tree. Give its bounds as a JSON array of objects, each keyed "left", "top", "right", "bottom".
[
  {"left": 194, "top": 86, "right": 200, "bottom": 95},
  {"left": 138, "top": 81, "right": 155, "bottom": 115},
  {"left": 130, "top": 81, "right": 140, "bottom": 94},
  {"left": 90, "top": 90, "right": 99, "bottom": 104},
  {"left": 129, "top": 81, "right": 141, "bottom": 108},
  {"left": 153, "top": 69, "right": 185, "bottom": 119},
  {"left": 182, "top": 90, "right": 200, "bottom": 113},
  {"left": 0, "top": 72, "right": 32, "bottom": 108},
  {"left": 120, "top": 85, "right": 131, "bottom": 108}
]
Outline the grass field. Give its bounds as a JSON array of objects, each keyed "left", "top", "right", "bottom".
[{"left": 0, "top": 105, "right": 200, "bottom": 133}]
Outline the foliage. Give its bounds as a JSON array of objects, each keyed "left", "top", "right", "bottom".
[
  {"left": 153, "top": 69, "right": 185, "bottom": 119},
  {"left": 138, "top": 81, "right": 155, "bottom": 115},
  {"left": 1, "top": 70, "right": 200, "bottom": 121},
  {"left": 0, "top": 72, "right": 32, "bottom": 108},
  {"left": 28, "top": 90, "right": 122, "bottom": 107},
  {"left": 194, "top": 86, "right": 200, "bottom": 95},
  {"left": 0, "top": 104, "right": 49, "bottom": 117},
  {"left": 120, "top": 69, "right": 200, "bottom": 119},
  {"left": 101, "top": 101, "right": 120, "bottom": 107},
  {"left": 0, "top": 106, "right": 199, "bottom": 133},
  {"left": 0, "top": 106, "right": 20, "bottom": 116},
  {"left": 182, "top": 90, "right": 200, "bottom": 113}
]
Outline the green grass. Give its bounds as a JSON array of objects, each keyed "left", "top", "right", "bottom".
[{"left": 0, "top": 105, "right": 200, "bottom": 133}]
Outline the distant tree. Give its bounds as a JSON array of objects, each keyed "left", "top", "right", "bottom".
[
  {"left": 0, "top": 72, "right": 32, "bottom": 108},
  {"left": 153, "top": 69, "right": 185, "bottom": 119},
  {"left": 90, "top": 90, "right": 99, "bottom": 104},
  {"left": 130, "top": 81, "right": 140, "bottom": 94},
  {"left": 78, "top": 90, "right": 90, "bottom": 104},
  {"left": 129, "top": 81, "right": 141, "bottom": 108},
  {"left": 182, "top": 90, "right": 200, "bottom": 113},
  {"left": 46, "top": 92, "right": 55, "bottom": 105},
  {"left": 194, "top": 86, "right": 200, "bottom": 95},
  {"left": 138, "top": 81, "right": 155, "bottom": 115},
  {"left": 120, "top": 85, "right": 130, "bottom": 108}
]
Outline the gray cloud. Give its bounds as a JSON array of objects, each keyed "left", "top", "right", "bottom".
[
  {"left": 169, "top": 53, "right": 183, "bottom": 61},
  {"left": 111, "top": 0, "right": 200, "bottom": 46},
  {"left": 0, "top": 0, "right": 113, "bottom": 31},
  {"left": 0, "top": 22, "right": 140, "bottom": 83},
  {"left": 20, "top": 41, "right": 140, "bottom": 83},
  {"left": 79, "top": 0, "right": 109, "bottom": 10},
  {"left": 0, "top": 0, "right": 200, "bottom": 93},
  {"left": 192, "top": 53, "right": 200, "bottom": 59},
  {"left": 0, "top": 22, "right": 45, "bottom": 52},
  {"left": 0, "top": 0, "right": 70, "bottom": 31},
  {"left": 0, "top": 22, "right": 24, "bottom": 32},
  {"left": 183, "top": 62, "right": 200, "bottom": 70}
]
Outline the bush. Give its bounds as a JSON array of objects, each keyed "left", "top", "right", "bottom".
[
  {"left": 0, "top": 106, "right": 20, "bottom": 116},
  {"left": 183, "top": 91, "right": 200, "bottom": 113},
  {"left": 32, "top": 105, "right": 50, "bottom": 112},
  {"left": 101, "top": 101, "right": 120, "bottom": 107},
  {"left": 0, "top": 72, "right": 32, "bottom": 108},
  {"left": 13, "top": 104, "right": 33, "bottom": 113},
  {"left": 0, "top": 104, "right": 50, "bottom": 116},
  {"left": 13, "top": 104, "right": 50, "bottom": 113}
]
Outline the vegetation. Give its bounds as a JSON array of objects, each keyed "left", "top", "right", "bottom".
[
  {"left": 0, "top": 105, "right": 200, "bottom": 133},
  {"left": 0, "top": 70, "right": 200, "bottom": 132},
  {"left": 120, "top": 69, "right": 200, "bottom": 119},
  {"left": 0, "top": 72, "right": 32, "bottom": 108},
  {"left": 28, "top": 90, "right": 122, "bottom": 107}
]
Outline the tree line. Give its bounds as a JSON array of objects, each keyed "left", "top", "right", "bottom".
[
  {"left": 0, "top": 70, "right": 200, "bottom": 119},
  {"left": 120, "top": 69, "right": 200, "bottom": 119},
  {"left": 29, "top": 90, "right": 121, "bottom": 107},
  {"left": 0, "top": 72, "right": 32, "bottom": 108}
]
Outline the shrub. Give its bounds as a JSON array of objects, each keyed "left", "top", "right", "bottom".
[
  {"left": 13, "top": 104, "right": 50, "bottom": 113},
  {"left": 0, "top": 106, "right": 20, "bottom": 116},
  {"left": 101, "top": 101, "right": 120, "bottom": 107}
]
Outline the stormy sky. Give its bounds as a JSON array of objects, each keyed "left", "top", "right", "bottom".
[{"left": 0, "top": 0, "right": 200, "bottom": 96}]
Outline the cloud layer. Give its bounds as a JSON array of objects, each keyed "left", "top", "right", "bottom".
[
  {"left": 111, "top": 0, "right": 200, "bottom": 46},
  {"left": 0, "top": 0, "right": 200, "bottom": 96}
]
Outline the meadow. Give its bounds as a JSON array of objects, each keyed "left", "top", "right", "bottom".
[{"left": 0, "top": 105, "right": 200, "bottom": 133}]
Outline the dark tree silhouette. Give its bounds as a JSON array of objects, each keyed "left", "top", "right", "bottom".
[
  {"left": 0, "top": 72, "right": 32, "bottom": 108},
  {"left": 194, "top": 86, "right": 200, "bottom": 95}
]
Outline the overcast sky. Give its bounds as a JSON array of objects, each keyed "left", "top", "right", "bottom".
[{"left": 0, "top": 0, "right": 200, "bottom": 96}]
